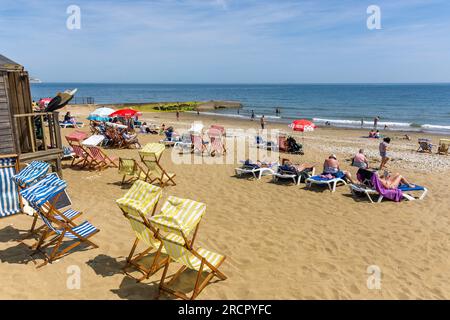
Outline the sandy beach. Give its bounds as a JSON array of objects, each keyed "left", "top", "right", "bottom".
[{"left": 0, "top": 106, "right": 449, "bottom": 300}]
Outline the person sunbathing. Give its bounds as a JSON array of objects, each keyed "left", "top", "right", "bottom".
[
  {"left": 379, "top": 171, "right": 415, "bottom": 189},
  {"left": 281, "top": 158, "right": 315, "bottom": 173},
  {"left": 323, "top": 154, "right": 355, "bottom": 183},
  {"left": 122, "top": 129, "right": 141, "bottom": 148}
]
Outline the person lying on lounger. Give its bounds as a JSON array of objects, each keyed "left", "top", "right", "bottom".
[
  {"left": 281, "top": 158, "right": 315, "bottom": 173},
  {"left": 379, "top": 171, "right": 415, "bottom": 189},
  {"left": 323, "top": 154, "right": 355, "bottom": 184}
]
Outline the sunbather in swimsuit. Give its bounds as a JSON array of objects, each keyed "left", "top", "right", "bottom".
[
  {"left": 323, "top": 155, "right": 355, "bottom": 184},
  {"left": 379, "top": 171, "right": 415, "bottom": 189}
]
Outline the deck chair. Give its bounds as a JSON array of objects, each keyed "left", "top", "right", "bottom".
[
  {"left": 20, "top": 175, "right": 99, "bottom": 267},
  {"left": 11, "top": 160, "right": 50, "bottom": 189},
  {"left": 438, "top": 139, "right": 450, "bottom": 155},
  {"left": 149, "top": 197, "right": 226, "bottom": 300},
  {"left": 278, "top": 134, "right": 288, "bottom": 152},
  {"left": 118, "top": 158, "right": 148, "bottom": 185},
  {"left": 208, "top": 128, "right": 226, "bottom": 156},
  {"left": 116, "top": 181, "right": 165, "bottom": 281},
  {"left": 272, "top": 165, "right": 315, "bottom": 185},
  {"left": 66, "top": 134, "right": 93, "bottom": 168},
  {"left": 349, "top": 169, "right": 428, "bottom": 203},
  {"left": 139, "top": 143, "right": 176, "bottom": 187},
  {"left": 86, "top": 146, "right": 118, "bottom": 170},
  {"left": 417, "top": 138, "right": 434, "bottom": 153},
  {"left": 0, "top": 155, "right": 22, "bottom": 218},
  {"left": 20, "top": 174, "right": 83, "bottom": 235},
  {"left": 192, "top": 134, "right": 209, "bottom": 156},
  {"left": 305, "top": 172, "right": 347, "bottom": 192},
  {"left": 235, "top": 160, "right": 277, "bottom": 180},
  {"left": 210, "top": 124, "right": 225, "bottom": 136}
]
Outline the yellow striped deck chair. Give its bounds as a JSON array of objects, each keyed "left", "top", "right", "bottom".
[
  {"left": 139, "top": 143, "right": 176, "bottom": 187},
  {"left": 116, "top": 180, "right": 165, "bottom": 281},
  {"left": 118, "top": 158, "right": 149, "bottom": 185},
  {"left": 149, "top": 197, "right": 226, "bottom": 300}
]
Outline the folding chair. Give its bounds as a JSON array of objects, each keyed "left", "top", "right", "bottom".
[
  {"left": 208, "top": 128, "right": 226, "bottom": 156},
  {"left": 0, "top": 155, "right": 22, "bottom": 218},
  {"left": 118, "top": 158, "right": 148, "bottom": 185},
  {"left": 66, "top": 134, "right": 93, "bottom": 168},
  {"left": 11, "top": 160, "right": 50, "bottom": 189},
  {"left": 139, "top": 143, "right": 176, "bottom": 187},
  {"left": 417, "top": 138, "right": 434, "bottom": 153},
  {"left": 116, "top": 181, "right": 165, "bottom": 281},
  {"left": 86, "top": 146, "right": 118, "bottom": 170},
  {"left": 192, "top": 134, "right": 209, "bottom": 157},
  {"left": 149, "top": 197, "right": 226, "bottom": 300},
  {"left": 438, "top": 139, "right": 450, "bottom": 155},
  {"left": 20, "top": 174, "right": 83, "bottom": 236},
  {"left": 20, "top": 175, "right": 99, "bottom": 267}
]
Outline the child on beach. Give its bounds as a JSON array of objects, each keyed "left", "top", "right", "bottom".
[{"left": 379, "top": 137, "right": 391, "bottom": 170}]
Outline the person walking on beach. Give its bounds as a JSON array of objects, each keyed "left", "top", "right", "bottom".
[
  {"left": 251, "top": 110, "right": 255, "bottom": 121},
  {"left": 379, "top": 137, "right": 391, "bottom": 170},
  {"left": 176, "top": 110, "right": 180, "bottom": 121},
  {"left": 373, "top": 116, "right": 380, "bottom": 129},
  {"left": 260, "top": 115, "right": 266, "bottom": 130},
  {"left": 361, "top": 118, "right": 364, "bottom": 128}
]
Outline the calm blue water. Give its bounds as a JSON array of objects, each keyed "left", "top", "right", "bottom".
[{"left": 31, "top": 83, "right": 450, "bottom": 133}]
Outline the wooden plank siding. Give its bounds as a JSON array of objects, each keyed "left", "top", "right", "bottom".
[{"left": 0, "top": 72, "right": 15, "bottom": 154}]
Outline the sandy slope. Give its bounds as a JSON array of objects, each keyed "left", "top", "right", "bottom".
[{"left": 0, "top": 108, "right": 449, "bottom": 299}]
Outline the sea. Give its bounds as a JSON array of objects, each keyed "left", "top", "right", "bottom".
[{"left": 31, "top": 83, "right": 450, "bottom": 134}]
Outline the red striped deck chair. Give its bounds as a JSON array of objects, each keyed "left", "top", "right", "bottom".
[
  {"left": 208, "top": 128, "right": 226, "bottom": 157},
  {"left": 86, "top": 146, "right": 118, "bottom": 170}
]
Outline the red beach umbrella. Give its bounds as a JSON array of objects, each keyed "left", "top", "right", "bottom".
[
  {"left": 109, "top": 108, "right": 142, "bottom": 118},
  {"left": 289, "top": 119, "right": 316, "bottom": 132}
]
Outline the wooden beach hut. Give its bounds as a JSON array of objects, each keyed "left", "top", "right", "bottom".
[{"left": 0, "top": 54, "right": 62, "bottom": 173}]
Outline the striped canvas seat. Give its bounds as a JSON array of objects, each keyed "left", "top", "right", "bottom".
[
  {"left": 20, "top": 174, "right": 99, "bottom": 267},
  {"left": 162, "top": 238, "right": 225, "bottom": 272},
  {"left": 149, "top": 197, "right": 227, "bottom": 300},
  {"left": 55, "top": 208, "right": 81, "bottom": 221},
  {"left": 150, "top": 196, "right": 206, "bottom": 236},
  {"left": 0, "top": 156, "right": 21, "bottom": 218},
  {"left": 118, "top": 158, "right": 149, "bottom": 185},
  {"left": 116, "top": 180, "right": 163, "bottom": 217},
  {"left": 11, "top": 161, "right": 50, "bottom": 189}
]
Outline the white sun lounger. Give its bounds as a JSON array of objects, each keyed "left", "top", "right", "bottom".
[
  {"left": 235, "top": 161, "right": 277, "bottom": 180},
  {"left": 272, "top": 166, "right": 315, "bottom": 185},
  {"left": 305, "top": 175, "right": 347, "bottom": 192}
]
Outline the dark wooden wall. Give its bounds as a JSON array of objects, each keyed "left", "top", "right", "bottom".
[{"left": 0, "top": 72, "right": 15, "bottom": 154}]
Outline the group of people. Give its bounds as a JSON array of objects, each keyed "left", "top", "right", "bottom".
[{"left": 368, "top": 129, "right": 381, "bottom": 138}]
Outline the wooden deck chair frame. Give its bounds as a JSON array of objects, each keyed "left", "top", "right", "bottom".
[
  {"left": 438, "top": 139, "right": 449, "bottom": 155},
  {"left": 119, "top": 205, "right": 169, "bottom": 281},
  {"left": 66, "top": 137, "right": 94, "bottom": 169},
  {"left": 118, "top": 158, "right": 148, "bottom": 185},
  {"left": 32, "top": 199, "right": 99, "bottom": 268},
  {"left": 156, "top": 225, "right": 227, "bottom": 300},
  {"left": 191, "top": 134, "right": 209, "bottom": 157},
  {"left": 139, "top": 150, "right": 176, "bottom": 187}
]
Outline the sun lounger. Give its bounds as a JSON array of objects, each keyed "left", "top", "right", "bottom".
[
  {"left": 349, "top": 169, "right": 427, "bottom": 203},
  {"left": 417, "top": 138, "right": 434, "bottom": 153},
  {"left": 11, "top": 160, "right": 50, "bottom": 189},
  {"left": 59, "top": 121, "right": 85, "bottom": 128},
  {"left": 235, "top": 160, "right": 277, "bottom": 180},
  {"left": 149, "top": 196, "right": 226, "bottom": 300},
  {"left": 0, "top": 155, "right": 21, "bottom": 218},
  {"left": 116, "top": 180, "right": 165, "bottom": 281},
  {"left": 174, "top": 133, "right": 193, "bottom": 152},
  {"left": 20, "top": 174, "right": 98, "bottom": 267},
  {"left": 272, "top": 165, "right": 315, "bottom": 185},
  {"left": 305, "top": 172, "right": 347, "bottom": 192}
]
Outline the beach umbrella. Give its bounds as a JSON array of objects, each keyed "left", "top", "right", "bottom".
[
  {"left": 46, "top": 88, "right": 78, "bottom": 112},
  {"left": 289, "top": 119, "right": 316, "bottom": 132},
  {"left": 88, "top": 107, "right": 115, "bottom": 121},
  {"left": 109, "top": 108, "right": 142, "bottom": 119}
]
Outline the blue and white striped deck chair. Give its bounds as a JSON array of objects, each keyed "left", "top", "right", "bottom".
[
  {"left": 21, "top": 175, "right": 99, "bottom": 267},
  {"left": 11, "top": 161, "right": 50, "bottom": 189},
  {"left": 20, "top": 174, "right": 82, "bottom": 234},
  {"left": 0, "top": 156, "right": 22, "bottom": 218}
]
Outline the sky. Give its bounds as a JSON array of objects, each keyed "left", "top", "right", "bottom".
[{"left": 1, "top": 0, "right": 450, "bottom": 83}]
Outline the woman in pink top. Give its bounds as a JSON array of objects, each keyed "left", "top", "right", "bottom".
[{"left": 352, "top": 149, "right": 369, "bottom": 169}]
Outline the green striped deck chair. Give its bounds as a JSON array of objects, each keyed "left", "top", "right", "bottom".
[
  {"left": 116, "top": 180, "right": 166, "bottom": 281},
  {"left": 149, "top": 197, "right": 226, "bottom": 300},
  {"left": 118, "top": 158, "right": 149, "bottom": 185}
]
